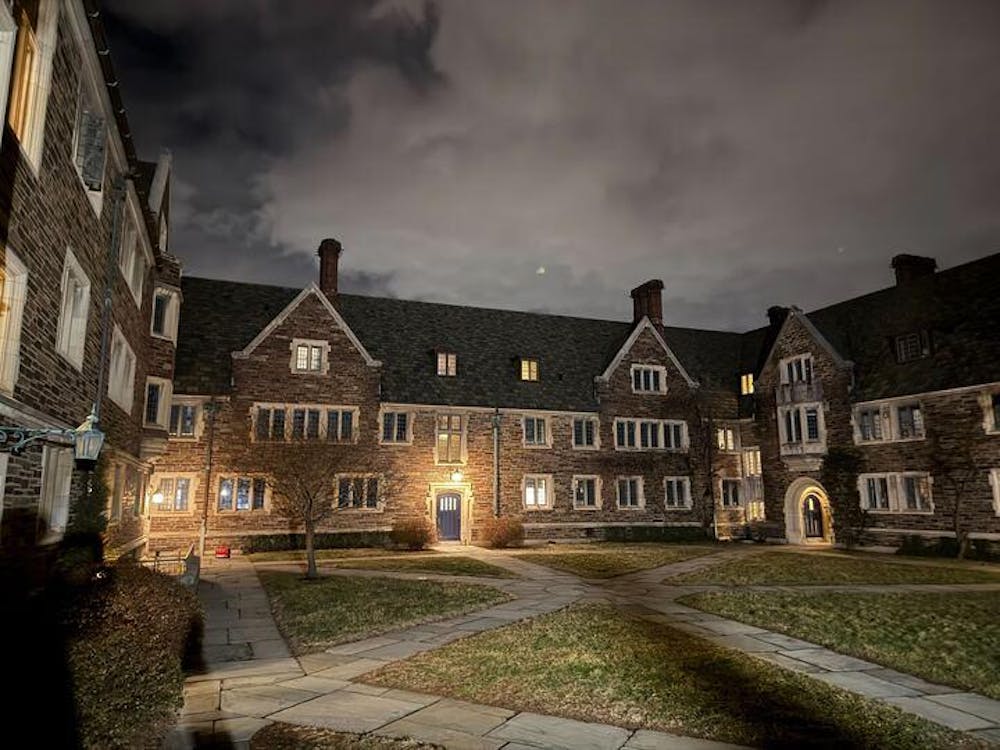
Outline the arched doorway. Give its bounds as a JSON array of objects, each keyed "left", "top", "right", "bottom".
[
  {"left": 802, "top": 493, "right": 824, "bottom": 538},
  {"left": 783, "top": 478, "right": 834, "bottom": 545}
]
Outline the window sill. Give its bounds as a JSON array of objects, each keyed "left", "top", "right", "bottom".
[
  {"left": 216, "top": 509, "right": 269, "bottom": 515},
  {"left": 863, "top": 508, "right": 935, "bottom": 516},
  {"left": 523, "top": 505, "right": 553, "bottom": 512},
  {"left": 573, "top": 504, "right": 602, "bottom": 511},
  {"left": 522, "top": 443, "right": 552, "bottom": 449},
  {"left": 380, "top": 440, "right": 414, "bottom": 447},
  {"left": 664, "top": 506, "right": 693, "bottom": 511},
  {"left": 630, "top": 390, "right": 669, "bottom": 396},
  {"left": 856, "top": 436, "right": 926, "bottom": 446},
  {"left": 617, "top": 504, "right": 645, "bottom": 511},
  {"left": 614, "top": 447, "right": 688, "bottom": 453},
  {"left": 335, "top": 507, "right": 384, "bottom": 513},
  {"left": 151, "top": 332, "right": 177, "bottom": 344}
]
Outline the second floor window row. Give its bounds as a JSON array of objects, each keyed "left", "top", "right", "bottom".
[{"left": 255, "top": 405, "right": 355, "bottom": 442}]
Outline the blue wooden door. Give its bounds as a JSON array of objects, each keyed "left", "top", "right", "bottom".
[{"left": 437, "top": 493, "right": 461, "bottom": 541}]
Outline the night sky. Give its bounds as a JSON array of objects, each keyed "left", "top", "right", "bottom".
[{"left": 102, "top": 0, "right": 1000, "bottom": 331}]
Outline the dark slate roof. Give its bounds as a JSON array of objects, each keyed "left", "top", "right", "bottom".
[
  {"left": 174, "top": 277, "right": 741, "bottom": 409},
  {"left": 801, "top": 252, "right": 1000, "bottom": 401},
  {"left": 173, "top": 277, "right": 299, "bottom": 395},
  {"left": 174, "top": 250, "right": 1000, "bottom": 406}
]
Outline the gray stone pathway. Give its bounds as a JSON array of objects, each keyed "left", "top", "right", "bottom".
[{"left": 164, "top": 546, "right": 1000, "bottom": 749}]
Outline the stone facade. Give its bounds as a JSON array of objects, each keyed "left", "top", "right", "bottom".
[{"left": 0, "top": 1, "right": 174, "bottom": 554}]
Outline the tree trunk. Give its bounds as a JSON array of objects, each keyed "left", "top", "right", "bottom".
[{"left": 304, "top": 517, "right": 318, "bottom": 579}]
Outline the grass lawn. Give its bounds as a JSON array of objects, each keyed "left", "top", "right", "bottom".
[
  {"left": 681, "top": 590, "right": 1000, "bottom": 700},
  {"left": 325, "top": 556, "right": 518, "bottom": 578},
  {"left": 251, "top": 723, "right": 436, "bottom": 749},
  {"left": 667, "top": 550, "right": 1000, "bottom": 585},
  {"left": 259, "top": 572, "right": 512, "bottom": 654},
  {"left": 362, "top": 601, "right": 986, "bottom": 749},
  {"left": 512, "top": 543, "right": 716, "bottom": 578}
]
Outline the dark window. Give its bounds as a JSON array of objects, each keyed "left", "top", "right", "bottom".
[
  {"left": 327, "top": 410, "right": 340, "bottom": 441},
  {"left": 573, "top": 418, "right": 596, "bottom": 447},
  {"left": 575, "top": 478, "right": 597, "bottom": 507},
  {"left": 292, "top": 409, "right": 306, "bottom": 439},
  {"left": 805, "top": 408, "right": 819, "bottom": 441},
  {"left": 307, "top": 409, "right": 320, "bottom": 439},
  {"left": 366, "top": 477, "right": 379, "bottom": 508},
  {"left": 256, "top": 408, "right": 271, "bottom": 441},
  {"left": 858, "top": 408, "right": 882, "bottom": 441},
  {"left": 897, "top": 404, "right": 924, "bottom": 438},
  {"left": 271, "top": 409, "right": 285, "bottom": 440},
  {"left": 252, "top": 478, "right": 266, "bottom": 510},
  {"left": 152, "top": 293, "right": 169, "bottom": 335},
  {"left": 895, "top": 331, "right": 930, "bottom": 363},
  {"left": 236, "top": 478, "right": 251, "bottom": 510},
  {"left": 169, "top": 404, "right": 197, "bottom": 437},
  {"left": 993, "top": 393, "right": 1000, "bottom": 429},
  {"left": 722, "top": 479, "right": 741, "bottom": 507},
  {"left": 383, "top": 412, "right": 408, "bottom": 442},
  {"left": 341, "top": 411, "right": 353, "bottom": 440},
  {"left": 337, "top": 478, "right": 351, "bottom": 508},
  {"left": 145, "top": 383, "right": 160, "bottom": 424}
]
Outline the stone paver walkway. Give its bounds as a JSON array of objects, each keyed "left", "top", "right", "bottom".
[{"left": 164, "top": 545, "right": 1000, "bottom": 748}]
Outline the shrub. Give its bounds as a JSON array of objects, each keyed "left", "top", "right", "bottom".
[
  {"left": 897, "top": 534, "right": 1000, "bottom": 562},
  {"left": 602, "top": 525, "right": 709, "bottom": 543},
  {"left": 242, "top": 531, "right": 392, "bottom": 554},
  {"left": 480, "top": 516, "right": 525, "bottom": 548},
  {"left": 390, "top": 517, "right": 437, "bottom": 550},
  {"left": 62, "top": 563, "right": 203, "bottom": 749}
]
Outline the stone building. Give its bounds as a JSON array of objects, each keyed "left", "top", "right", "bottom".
[
  {"left": 147, "top": 241, "right": 1000, "bottom": 554},
  {"left": 0, "top": 0, "right": 177, "bottom": 555}
]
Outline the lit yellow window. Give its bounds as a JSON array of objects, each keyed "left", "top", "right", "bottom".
[
  {"left": 740, "top": 373, "right": 754, "bottom": 395},
  {"left": 8, "top": 7, "right": 39, "bottom": 143},
  {"left": 520, "top": 358, "right": 538, "bottom": 381}
]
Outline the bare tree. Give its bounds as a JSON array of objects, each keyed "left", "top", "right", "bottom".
[
  {"left": 928, "top": 428, "right": 980, "bottom": 559},
  {"left": 266, "top": 445, "right": 342, "bottom": 579}
]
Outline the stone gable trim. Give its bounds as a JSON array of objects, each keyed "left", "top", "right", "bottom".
[
  {"left": 760, "top": 307, "right": 852, "bottom": 376},
  {"left": 595, "top": 317, "right": 697, "bottom": 388},
  {"left": 232, "top": 284, "right": 381, "bottom": 367}
]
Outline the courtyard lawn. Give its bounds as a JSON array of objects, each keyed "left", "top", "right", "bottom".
[
  {"left": 667, "top": 550, "right": 1000, "bottom": 585},
  {"left": 248, "top": 548, "right": 427, "bottom": 563},
  {"left": 324, "top": 555, "right": 518, "bottom": 578},
  {"left": 681, "top": 590, "right": 1000, "bottom": 700},
  {"left": 252, "top": 723, "right": 436, "bottom": 749},
  {"left": 362, "top": 601, "right": 986, "bottom": 749},
  {"left": 259, "top": 571, "right": 512, "bottom": 654},
  {"left": 512, "top": 543, "right": 716, "bottom": 578}
]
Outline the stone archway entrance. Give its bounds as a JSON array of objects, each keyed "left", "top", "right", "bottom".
[{"left": 784, "top": 478, "right": 834, "bottom": 545}]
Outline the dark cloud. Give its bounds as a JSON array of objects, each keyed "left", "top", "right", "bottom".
[{"left": 104, "top": 0, "right": 1000, "bottom": 330}]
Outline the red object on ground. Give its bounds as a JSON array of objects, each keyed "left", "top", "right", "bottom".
[{"left": 214, "top": 545, "right": 231, "bottom": 559}]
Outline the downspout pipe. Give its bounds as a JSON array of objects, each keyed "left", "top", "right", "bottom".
[
  {"left": 492, "top": 407, "right": 501, "bottom": 517},
  {"left": 199, "top": 397, "right": 218, "bottom": 559}
]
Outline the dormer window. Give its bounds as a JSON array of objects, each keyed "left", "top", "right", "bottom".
[
  {"left": 290, "top": 338, "right": 329, "bottom": 374},
  {"left": 520, "top": 358, "right": 539, "bottom": 381},
  {"left": 781, "top": 354, "right": 813, "bottom": 384},
  {"left": 895, "top": 331, "right": 930, "bottom": 363},
  {"left": 740, "top": 373, "right": 754, "bottom": 395},
  {"left": 437, "top": 352, "right": 457, "bottom": 376},
  {"left": 631, "top": 365, "right": 666, "bottom": 394}
]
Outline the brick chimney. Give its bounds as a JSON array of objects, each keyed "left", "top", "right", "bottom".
[
  {"left": 767, "top": 305, "right": 789, "bottom": 329},
  {"left": 891, "top": 254, "right": 937, "bottom": 285},
  {"left": 318, "top": 238, "right": 342, "bottom": 300},
  {"left": 630, "top": 279, "right": 664, "bottom": 325}
]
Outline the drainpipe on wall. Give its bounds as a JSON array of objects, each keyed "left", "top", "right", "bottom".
[
  {"left": 492, "top": 407, "right": 501, "bottom": 517},
  {"left": 199, "top": 397, "right": 218, "bottom": 559}
]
